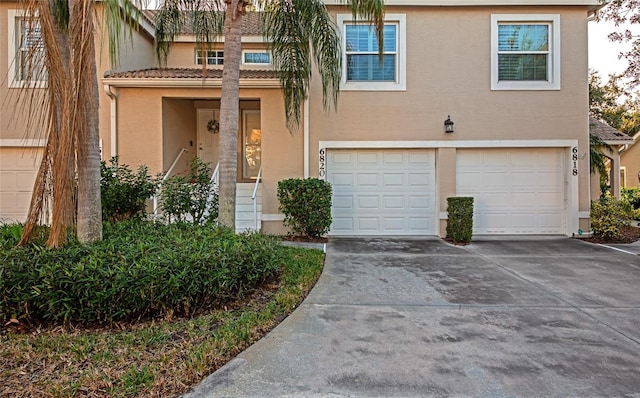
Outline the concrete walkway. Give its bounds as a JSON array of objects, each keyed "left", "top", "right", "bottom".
[{"left": 185, "top": 237, "right": 640, "bottom": 397}]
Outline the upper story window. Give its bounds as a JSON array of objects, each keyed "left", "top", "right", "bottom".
[
  {"left": 338, "top": 14, "right": 406, "bottom": 91},
  {"left": 8, "top": 10, "right": 47, "bottom": 87},
  {"left": 242, "top": 51, "right": 271, "bottom": 65},
  {"left": 195, "top": 49, "right": 224, "bottom": 65},
  {"left": 491, "top": 15, "right": 560, "bottom": 91}
]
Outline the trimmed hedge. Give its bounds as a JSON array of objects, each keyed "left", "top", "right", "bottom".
[
  {"left": 446, "top": 197, "right": 474, "bottom": 244},
  {"left": 0, "top": 221, "right": 281, "bottom": 325},
  {"left": 277, "top": 178, "right": 332, "bottom": 239}
]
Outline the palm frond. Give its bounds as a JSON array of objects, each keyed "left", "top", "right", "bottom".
[{"left": 155, "top": 0, "right": 225, "bottom": 67}]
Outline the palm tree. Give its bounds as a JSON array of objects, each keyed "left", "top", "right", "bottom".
[
  {"left": 155, "top": 0, "right": 385, "bottom": 230},
  {"left": 18, "top": 0, "right": 147, "bottom": 247}
]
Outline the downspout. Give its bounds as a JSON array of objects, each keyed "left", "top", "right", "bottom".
[
  {"left": 304, "top": 97, "right": 310, "bottom": 178},
  {"left": 103, "top": 84, "right": 118, "bottom": 158}
]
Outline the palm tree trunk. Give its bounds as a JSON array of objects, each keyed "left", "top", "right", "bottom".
[
  {"left": 73, "top": 0, "right": 103, "bottom": 243},
  {"left": 19, "top": 1, "right": 70, "bottom": 246},
  {"left": 218, "top": 2, "right": 245, "bottom": 230}
]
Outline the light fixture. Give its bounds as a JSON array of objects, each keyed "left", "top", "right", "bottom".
[{"left": 444, "top": 115, "right": 454, "bottom": 133}]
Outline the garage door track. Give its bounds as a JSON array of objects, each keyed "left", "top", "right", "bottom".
[{"left": 185, "top": 237, "right": 640, "bottom": 397}]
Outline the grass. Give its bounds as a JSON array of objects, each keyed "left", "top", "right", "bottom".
[{"left": 0, "top": 245, "right": 324, "bottom": 397}]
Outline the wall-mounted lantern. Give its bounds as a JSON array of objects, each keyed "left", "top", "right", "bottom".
[{"left": 444, "top": 115, "right": 454, "bottom": 133}]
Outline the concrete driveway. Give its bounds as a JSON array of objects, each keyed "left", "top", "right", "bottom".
[{"left": 185, "top": 237, "right": 640, "bottom": 397}]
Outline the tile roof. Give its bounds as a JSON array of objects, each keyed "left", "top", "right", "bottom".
[
  {"left": 142, "top": 10, "right": 264, "bottom": 36},
  {"left": 104, "top": 67, "right": 278, "bottom": 80},
  {"left": 589, "top": 116, "right": 635, "bottom": 144}
]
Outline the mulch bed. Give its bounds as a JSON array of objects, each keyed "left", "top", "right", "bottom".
[
  {"left": 281, "top": 235, "right": 328, "bottom": 243},
  {"left": 580, "top": 225, "right": 640, "bottom": 244}
]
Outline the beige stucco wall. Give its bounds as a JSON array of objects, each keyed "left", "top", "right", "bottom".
[
  {"left": 621, "top": 141, "right": 640, "bottom": 188},
  {"left": 95, "top": 5, "right": 156, "bottom": 161},
  {"left": 162, "top": 99, "right": 197, "bottom": 174},
  {"left": 306, "top": 5, "right": 592, "bottom": 234},
  {"left": 0, "top": 2, "right": 48, "bottom": 142}
]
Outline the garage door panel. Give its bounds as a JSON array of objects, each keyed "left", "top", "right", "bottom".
[
  {"left": 333, "top": 195, "right": 353, "bottom": 209},
  {"left": 328, "top": 149, "right": 436, "bottom": 235},
  {"left": 383, "top": 173, "right": 405, "bottom": 187},
  {"left": 332, "top": 218, "right": 354, "bottom": 232},
  {"left": 409, "top": 195, "right": 431, "bottom": 209},
  {"left": 457, "top": 149, "right": 565, "bottom": 235},
  {"left": 383, "top": 152, "right": 404, "bottom": 165},
  {"left": 357, "top": 152, "right": 379, "bottom": 166},
  {"left": 383, "top": 196, "right": 404, "bottom": 209},
  {"left": 409, "top": 172, "right": 431, "bottom": 187},
  {"left": 331, "top": 173, "right": 353, "bottom": 187},
  {"left": 409, "top": 151, "right": 432, "bottom": 165},
  {"left": 0, "top": 148, "right": 42, "bottom": 222},
  {"left": 358, "top": 195, "right": 379, "bottom": 209},
  {"left": 357, "top": 173, "right": 378, "bottom": 187}
]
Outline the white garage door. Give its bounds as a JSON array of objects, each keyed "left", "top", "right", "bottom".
[
  {"left": 456, "top": 148, "right": 566, "bottom": 235},
  {"left": 0, "top": 148, "right": 41, "bottom": 223},
  {"left": 327, "top": 149, "right": 436, "bottom": 235}
]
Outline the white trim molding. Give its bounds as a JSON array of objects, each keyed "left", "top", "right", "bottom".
[
  {"left": 262, "top": 213, "right": 285, "bottom": 221},
  {"left": 0, "top": 139, "right": 47, "bottom": 147},
  {"left": 319, "top": 139, "right": 577, "bottom": 149}
]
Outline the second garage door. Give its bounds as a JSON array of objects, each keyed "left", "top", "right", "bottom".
[
  {"left": 327, "top": 149, "right": 436, "bottom": 235},
  {"left": 456, "top": 148, "right": 566, "bottom": 235}
]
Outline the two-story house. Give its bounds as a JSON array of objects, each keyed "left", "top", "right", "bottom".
[{"left": 1, "top": 0, "right": 602, "bottom": 236}]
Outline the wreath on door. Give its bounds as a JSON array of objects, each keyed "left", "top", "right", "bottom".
[{"left": 207, "top": 118, "right": 219, "bottom": 134}]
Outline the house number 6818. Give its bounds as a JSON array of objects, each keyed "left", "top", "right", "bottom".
[{"left": 571, "top": 147, "right": 578, "bottom": 176}]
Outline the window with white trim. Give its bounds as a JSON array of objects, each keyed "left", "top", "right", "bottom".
[
  {"left": 242, "top": 51, "right": 271, "bottom": 65},
  {"left": 8, "top": 10, "right": 47, "bottom": 87},
  {"left": 195, "top": 49, "right": 224, "bottom": 65},
  {"left": 491, "top": 15, "right": 560, "bottom": 91},
  {"left": 338, "top": 14, "right": 406, "bottom": 91}
]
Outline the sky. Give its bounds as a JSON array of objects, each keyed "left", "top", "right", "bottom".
[{"left": 588, "top": 19, "right": 636, "bottom": 81}]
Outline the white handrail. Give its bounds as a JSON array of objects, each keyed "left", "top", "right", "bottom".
[
  {"left": 153, "top": 147, "right": 188, "bottom": 215},
  {"left": 252, "top": 166, "right": 262, "bottom": 231},
  {"left": 210, "top": 162, "right": 220, "bottom": 190},
  {"left": 204, "top": 162, "right": 220, "bottom": 220}
]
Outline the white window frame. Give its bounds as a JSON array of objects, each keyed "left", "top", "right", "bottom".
[
  {"left": 338, "top": 13, "right": 406, "bottom": 91},
  {"left": 491, "top": 14, "right": 561, "bottom": 91},
  {"left": 7, "top": 9, "right": 46, "bottom": 88},
  {"left": 195, "top": 48, "right": 224, "bottom": 65},
  {"left": 242, "top": 50, "right": 271, "bottom": 65}
]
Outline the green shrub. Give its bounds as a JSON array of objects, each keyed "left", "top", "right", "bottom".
[
  {"left": 622, "top": 187, "right": 640, "bottom": 213},
  {"left": 277, "top": 178, "right": 332, "bottom": 239},
  {"left": 446, "top": 197, "right": 474, "bottom": 244},
  {"left": 101, "top": 157, "right": 159, "bottom": 223},
  {"left": 0, "top": 220, "right": 281, "bottom": 325},
  {"left": 160, "top": 157, "right": 218, "bottom": 224},
  {"left": 590, "top": 197, "right": 634, "bottom": 240}
]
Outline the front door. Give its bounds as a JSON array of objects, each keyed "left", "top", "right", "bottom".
[{"left": 197, "top": 108, "right": 220, "bottom": 168}]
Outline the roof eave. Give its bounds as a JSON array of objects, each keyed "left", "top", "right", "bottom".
[{"left": 101, "top": 77, "right": 281, "bottom": 88}]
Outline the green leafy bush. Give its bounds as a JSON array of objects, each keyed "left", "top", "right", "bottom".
[
  {"left": 446, "top": 197, "right": 474, "bottom": 244},
  {"left": 101, "top": 157, "right": 159, "bottom": 223},
  {"left": 0, "top": 221, "right": 281, "bottom": 325},
  {"left": 591, "top": 197, "right": 634, "bottom": 240},
  {"left": 277, "top": 178, "right": 332, "bottom": 239},
  {"left": 622, "top": 187, "right": 640, "bottom": 213},
  {"left": 160, "top": 157, "right": 218, "bottom": 224}
]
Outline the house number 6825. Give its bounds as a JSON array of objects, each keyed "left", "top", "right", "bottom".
[{"left": 571, "top": 147, "right": 578, "bottom": 176}]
